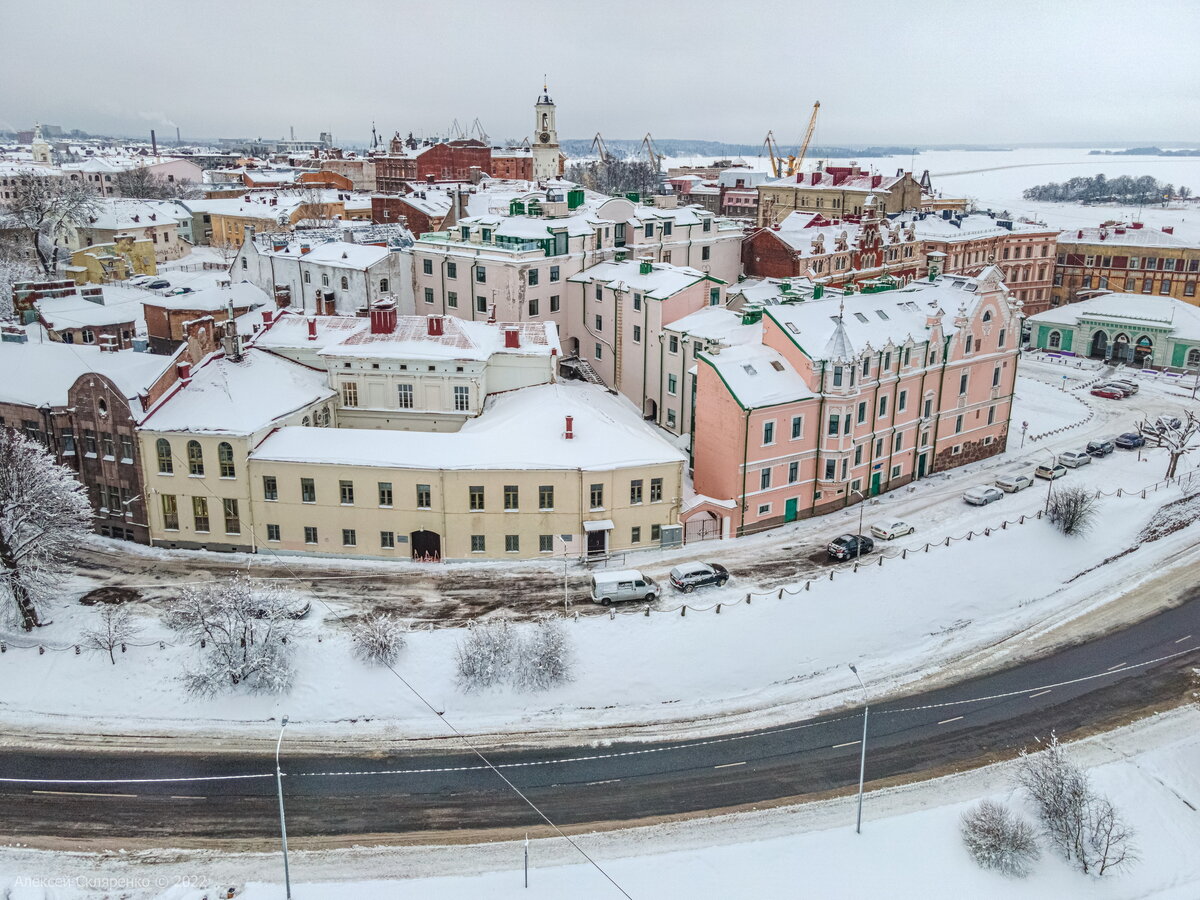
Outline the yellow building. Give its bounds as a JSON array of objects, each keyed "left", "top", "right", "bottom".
[
  {"left": 757, "top": 165, "right": 924, "bottom": 226},
  {"left": 199, "top": 192, "right": 350, "bottom": 251},
  {"left": 1052, "top": 224, "right": 1200, "bottom": 308},
  {"left": 66, "top": 235, "right": 157, "bottom": 285}
]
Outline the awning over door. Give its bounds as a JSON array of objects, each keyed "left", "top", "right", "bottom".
[{"left": 583, "top": 519, "right": 615, "bottom": 532}]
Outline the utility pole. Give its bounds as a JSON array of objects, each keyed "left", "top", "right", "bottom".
[
  {"left": 848, "top": 665, "right": 868, "bottom": 834},
  {"left": 275, "top": 716, "right": 293, "bottom": 899}
]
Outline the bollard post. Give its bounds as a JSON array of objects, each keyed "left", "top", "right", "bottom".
[
  {"left": 829, "top": 570, "right": 835, "bottom": 581},
  {"left": 681, "top": 606, "right": 686, "bottom": 617},
  {"left": 777, "top": 588, "right": 784, "bottom": 600},
  {"left": 967, "top": 532, "right": 973, "bottom": 541},
  {"left": 854, "top": 562, "right": 859, "bottom": 573},
  {"left": 878, "top": 555, "right": 883, "bottom": 566},
  {"left": 716, "top": 604, "right": 722, "bottom": 615},
  {"left": 902, "top": 548, "right": 908, "bottom": 559},
  {"left": 944, "top": 537, "right": 951, "bottom": 546},
  {"left": 644, "top": 605, "right": 650, "bottom": 617},
  {"left": 806, "top": 581, "right": 811, "bottom": 592},
  {"left": 925, "top": 543, "right": 930, "bottom": 552}
]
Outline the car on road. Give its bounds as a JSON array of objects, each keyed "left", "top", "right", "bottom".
[
  {"left": 995, "top": 472, "right": 1034, "bottom": 493},
  {"left": 1086, "top": 439, "right": 1115, "bottom": 458},
  {"left": 963, "top": 485, "right": 1004, "bottom": 506},
  {"left": 1109, "top": 379, "right": 1139, "bottom": 394},
  {"left": 1098, "top": 382, "right": 1136, "bottom": 397},
  {"left": 146, "top": 278, "right": 171, "bottom": 290},
  {"left": 1058, "top": 450, "right": 1092, "bottom": 468},
  {"left": 590, "top": 569, "right": 659, "bottom": 606},
  {"left": 1034, "top": 463, "right": 1069, "bottom": 480},
  {"left": 827, "top": 534, "right": 874, "bottom": 561},
  {"left": 1115, "top": 432, "right": 1146, "bottom": 449},
  {"left": 1090, "top": 386, "right": 1125, "bottom": 400},
  {"left": 668, "top": 562, "right": 730, "bottom": 593},
  {"left": 870, "top": 520, "right": 915, "bottom": 540}
]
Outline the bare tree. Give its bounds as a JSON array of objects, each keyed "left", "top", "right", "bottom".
[
  {"left": 164, "top": 574, "right": 299, "bottom": 695},
  {"left": 960, "top": 799, "right": 1040, "bottom": 877},
  {"left": 351, "top": 612, "right": 407, "bottom": 666},
  {"left": 1137, "top": 410, "right": 1200, "bottom": 479},
  {"left": 1083, "top": 795, "right": 1137, "bottom": 876},
  {"left": 566, "top": 158, "right": 660, "bottom": 198},
  {"left": 1048, "top": 485, "right": 1100, "bottom": 536},
  {"left": 0, "top": 429, "right": 93, "bottom": 630},
  {"left": 113, "top": 167, "right": 198, "bottom": 200},
  {"left": 1, "top": 173, "right": 99, "bottom": 275},
  {"left": 82, "top": 604, "right": 140, "bottom": 664},
  {"left": 295, "top": 184, "right": 337, "bottom": 226},
  {"left": 456, "top": 618, "right": 574, "bottom": 692}
]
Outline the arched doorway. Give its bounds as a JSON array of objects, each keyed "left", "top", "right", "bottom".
[
  {"left": 644, "top": 398, "right": 658, "bottom": 421},
  {"left": 1089, "top": 329, "right": 1108, "bottom": 359},
  {"left": 1133, "top": 335, "right": 1154, "bottom": 367},
  {"left": 1111, "top": 333, "right": 1131, "bottom": 364},
  {"left": 410, "top": 530, "right": 441, "bottom": 560}
]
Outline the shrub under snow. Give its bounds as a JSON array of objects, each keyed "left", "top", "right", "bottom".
[
  {"left": 351, "top": 613, "right": 408, "bottom": 666},
  {"left": 456, "top": 617, "right": 573, "bottom": 693},
  {"left": 960, "top": 799, "right": 1040, "bottom": 877}
]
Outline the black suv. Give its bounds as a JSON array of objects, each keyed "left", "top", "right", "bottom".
[
  {"left": 1115, "top": 432, "right": 1145, "bottom": 449},
  {"left": 827, "top": 534, "right": 874, "bottom": 561}
]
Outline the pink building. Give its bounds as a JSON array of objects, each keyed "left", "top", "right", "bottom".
[{"left": 686, "top": 267, "right": 1021, "bottom": 537}]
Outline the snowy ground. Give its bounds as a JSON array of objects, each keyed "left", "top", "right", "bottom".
[
  {"left": 2, "top": 705, "right": 1197, "bottom": 899},
  {"left": 0, "top": 368, "right": 1195, "bottom": 748}
]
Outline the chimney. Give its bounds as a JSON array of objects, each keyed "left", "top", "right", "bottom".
[
  {"left": 274, "top": 284, "right": 292, "bottom": 308},
  {"left": 307, "top": 317, "right": 317, "bottom": 341},
  {"left": 177, "top": 361, "right": 192, "bottom": 384},
  {"left": 504, "top": 326, "right": 520, "bottom": 348},
  {"left": 369, "top": 298, "right": 397, "bottom": 334},
  {"left": 564, "top": 415, "right": 574, "bottom": 439},
  {"left": 487, "top": 303, "right": 497, "bottom": 324},
  {"left": 262, "top": 309, "right": 274, "bottom": 326},
  {"left": 639, "top": 257, "right": 654, "bottom": 275},
  {"left": 1163, "top": 226, "right": 1175, "bottom": 234},
  {"left": 151, "top": 129, "right": 157, "bottom": 156},
  {"left": 427, "top": 315, "right": 444, "bottom": 336},
  {"left": 300, "top": 243, "right": 311, "bottom": 255}
]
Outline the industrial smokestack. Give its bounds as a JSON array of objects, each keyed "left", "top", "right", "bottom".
[
  {"left": 176, "top": 126, "right": 181, "bottom": 146},
  {"left": 151, "top": 129, "right": 157, "bottom": 157}
]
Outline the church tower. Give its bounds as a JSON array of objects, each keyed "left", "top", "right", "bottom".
[
  {"left": 31, "top": 123, "right": 53, "bottom": 165},
  {"left": 531, "top": 83, "right": 560, "bottom": 182}
]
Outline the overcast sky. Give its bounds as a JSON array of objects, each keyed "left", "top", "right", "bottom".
[{"left": 3, "top": 0, "right": 1197, "bottom": 148}]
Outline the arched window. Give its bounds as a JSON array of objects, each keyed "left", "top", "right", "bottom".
[
  {"left": 302, "top": 415, "right": 310, "bottom": 427},
  {"left": 241, "top": 257, "right": 247, "bottom": 270},
  {"left": 1188, "top": 348, "right": 1200, "bottom": 368},
  {"left": 340, "top": 276, "right": 348, "bottom": 290},
  {"left": 982, "top": 309, "right": 993, "bottom": 322},
  {"left": 82, "top": 329, "right": 95, "bottom": 343},
  {"left": 156, "top": 438, "right": 173, "bottom": 474},
  {"left": 1048, "top": 330, "right": 1062, "bottom": 349},
  {"left": 187, "top": 440, "right": 204, "bottom": 476},
  {"left": 217, "top": 441, "right": 235, "bottom": 478},
  {"left": 379, "top": 278, "right": 389, "bottom": 293}
]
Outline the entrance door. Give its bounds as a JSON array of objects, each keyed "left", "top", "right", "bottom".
[
  {"left": 784, "top": 497, "right": 798, "bottom": 522},
  {"left": 587, "top": 529, "right": 607, "bottom": 557},
  {"left": 870, "top": 472, "right": 882, "bottom": 496},
  {"left": 410, "top": 530, "right": 441, "bottom": 560},
  {"left": 917, "top": 454, "right": 928, "bottom": 479}
]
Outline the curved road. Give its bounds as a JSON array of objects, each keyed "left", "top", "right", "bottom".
[{"left": 2, "top": 597, "right": 1198, "bottom": 847}]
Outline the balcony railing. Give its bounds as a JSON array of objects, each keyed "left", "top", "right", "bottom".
[{"left": 418, "top": 232, "right": 546, "bottom": 254}]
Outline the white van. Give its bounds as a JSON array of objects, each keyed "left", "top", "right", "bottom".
[{"left": 590, "top": 569, "right": 659, "bottom": 606}]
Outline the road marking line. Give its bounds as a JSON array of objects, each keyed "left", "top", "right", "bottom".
[
  {"left": 714, "top": 762, "right": 746, "bottom": 769},
  {"left": 1176, "top": 635, "right": 1192, "bottom": 644},
  {"left": 32, "top": 790, "right": 137, "bottom": 798},
  {"left": 832, "top": 740, "right": 862, "bottom": 749},
  {"left": 937, "top": 716, "right": 965, "bottom": 725},
  {"left": 1028, "top": 689, "right": 1052, "bottom": 699},
  {"left": 585, "top": 779, "right": 619, "bottom": 787},
  {"left": 1106, "top": 662, "right": 1127, "bottom": 671},
  {"left": 170, "top": 795, "right": 206, "bottom": 800}
]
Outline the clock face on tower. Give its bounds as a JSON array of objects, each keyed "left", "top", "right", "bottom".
[{"left": 539, "top": 132, "right": 551, "bottom": 143}]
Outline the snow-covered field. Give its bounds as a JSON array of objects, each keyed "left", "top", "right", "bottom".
[
  {"left": 3, "top": 706, "right": 1198, "bottom": 899},
  {"left": 0, "top": 369, "right": 1195, "bottom": 746}
]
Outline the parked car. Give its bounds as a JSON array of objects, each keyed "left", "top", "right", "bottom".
[
  {"left": 146, "top": 279, "right": 171, "bottom": 290},
  {"left": 827, "top": 534, "right": 874, "bottom": 561},
  {"left": 1156, "top": 415, "right": 1182, "bottom": 431},
  {"left": 1086, "top": 439, "right": 1115, "bottom": 457},
  {"left": 1090, "top": 386, "right": 1125, "bottom": 400},
  {"left": 590, "top": 569, "right": 659, "bottom": 606},
  {"left": 1109, "top": 379, "right": 1139, "bottom": 394},
  {"left": 963, "top": 485, "right": 1004, "bottom": 506},
  {"left": 995, "top": 472, "right": 1034, "bottom": 493},
  {"left": 127, "top": 274, "right": 154, "bottom": 286},
  {"left": 1097, "top": 382, "right": 1133, "bottom": 397},
  {"left": 167, "top": 286, "right": 195, "bottom": 296},
  {"left": 870, "top": 520, "right": 915, "bottom": 540},
  {"left": 668, "top": 562, "right": 729, "bottom": 593},
  {"left": 1058, "top": 450, "right": 1093, "bottom": 468},
  {"left": 1034, "top": 463, "right": 1069, "bottom": 480},
  {"left": 1115, "top": 432, "right": 1146, "bottom": 449}
]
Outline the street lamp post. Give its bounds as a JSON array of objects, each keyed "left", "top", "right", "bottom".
[
  {"left": 848, "top": 664, "right": 868, "bottom": 835},
  {"left": 1042, "top": 448, "right": 1058, "bottom": 515},
  {"left": 1020, "top": 420, "right": 1028, "bottom": 449},
  {"left": 851, "top": 488, "right": 866, "bottom": 538},
  {"left": 275, "top": 716, "right": 292, "bottom": 899}
]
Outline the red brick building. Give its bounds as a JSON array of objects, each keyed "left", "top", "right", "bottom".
[
  {"left": 490, "top": 149, "right": 533, "bottom": 180},
  {"left": 371, "top": 191, "right": 453, "bottom": 236},
  {"left": 375, "top": 138, "right": 492, "bottom": 192}
]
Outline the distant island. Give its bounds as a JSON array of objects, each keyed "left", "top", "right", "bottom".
[
  {"left": 1023, "top": 174, "right": 1191, "bottom": 204},
  {"left": 1090, "top": 147, "right": 1200, "bottom": 157}
]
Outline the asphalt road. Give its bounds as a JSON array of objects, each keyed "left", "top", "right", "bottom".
[{"left": 2, "top": 597, "right": 1197, "bottom": 846}]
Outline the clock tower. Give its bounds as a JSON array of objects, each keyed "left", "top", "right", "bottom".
[{"left": 532, "top": 83, "right": 560, "bottom": 182}]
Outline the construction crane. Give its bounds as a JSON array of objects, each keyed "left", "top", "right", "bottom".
[
  {"left": 767, "top": 101, "right": 822, "bottom": 178},
  {"left": 591, "top": 132, "right": 613, "bottom": 163},
  {"left": 641, "top": 133, "right": 664, "bottom": 173},
  {"left": 793, "top": 100, "right": 821, "bottom": 174},
  {"left": 763, "top": 130, "right": 783, "bottom": 178}
]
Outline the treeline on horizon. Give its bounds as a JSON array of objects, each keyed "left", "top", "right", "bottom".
[
  {"left": 559, "top": 138, "right": 915, "bottom": 159},
  {"left": 1023, "top": 174, "right": 1192, "bottom": 204},
  {"left": 1090, "top": 147, "right": 1200, "bottom": 157}
]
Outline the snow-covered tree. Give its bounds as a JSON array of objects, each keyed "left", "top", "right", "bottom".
[
  {"left": 351, "top": 612, "right": 407, "bottom": 666},
  {"left": 165, "top": 574, "right": 298, "bottom": 696},
  {"left": 455, "top": 620, "right": 514, "bottom": 692},
  {"left": 1048, "top": 486, "right": 1099, "bottom": 536},
  {"left": 513, "top": 618, "right": 573, "bottom": 692},
  {"left": 82, "top": 604, "right": 140, "bottom": 664},
  {"left": 455, "top": 618, "right": 574, "bottom": 692},
  {"left": 0, "top": 429, "right": 93, "bottom": 631},
  {"left": 960, "top": 799, "right": 1040, "bottom": 877},
  {"left": 1, "top": 173, "right": 99, "bottom": 275},
  {"left": 1137, "top": 411, "right": 1200, "bottom": 480},
  {"left": 0, "top": 234, "right": 40, "bottom": 321},
  {"left": 112, "top": 167, "right": 197, "bottom": 200}
]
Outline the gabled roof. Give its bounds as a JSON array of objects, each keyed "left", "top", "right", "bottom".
[
  {"left": 699, "top": 344, "right": 813, "bottom": 410},
  {"left": 568, "top": 259, "right": 717, "bottom": 297},
  {"left": 1027, "top": 292, "right": 1200, "bottom": 340}
]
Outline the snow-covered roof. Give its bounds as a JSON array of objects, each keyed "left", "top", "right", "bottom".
[
  {"left": 142, "top": 348, "right": 334, "bottom": 435},
  {"left": 252, "top": 381, "right": 685, "bottom": 472},
  {"left": 898, "top": 211, "right": 1055, "bottom": 242},
  {"left": 0, "top": 339, "right": 172, "bottom": 408},
  {"left": 294, "top": 241, "right": 391, "bottom": 269},
  {"left": 35, "top": 287, "right": 146, "bottom": 330},
  {"left": 665, "top": 306, "right": 761, "bottom": 347},
  {"left": 699, "top": 344, "right": 814, "bottom": 409},
  {"left": 1057, "top": 225, "right": 1196, "bottom": 249},
  {"left": 1027, "top": 293, "right": 1200, "bottom": 340},
  {"left": 458, "top": 211, "right": 604, "bottom": 240},
  {"left": 83, "top": 198, "right": 191, "bottom": 231},
  {"left": 568, "top": 259, "right": 716, "bottom": 297},
  {"left": 760, "top": 211, "right": 912, "bottom": 256},
  {"left": 317, "top": 314, "right": 560, "bottom": 361},
  {"left": 141, "top": 281, "right": 269, "bottom": 312}
]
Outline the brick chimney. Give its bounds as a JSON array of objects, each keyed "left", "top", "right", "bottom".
[
  {"left": 274, "top": 284, "right": 292, "bottom": 308},
  {"left": 262, "top": 309, "right": 274, "bottom": 326},
  {"left": 563, "top": 415, "right": 574, "bottom": 439},
  {"left": 177, "top": 361, "right": 192, "bottom": 384},
  {"left": 487, "top": 303, "right": 497, "bottom": 324},
  {"left": 427, "top": 315, "right": 444, "bottom": 336},
  {"left": 307, "top": 317, "right": 317, "bottom": 341},
  {"left": 504, "top": 326, "right": 520, "bottom": 348},
  {"left": 369, "top": 298, "right": 397, "bottom": 334}
]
